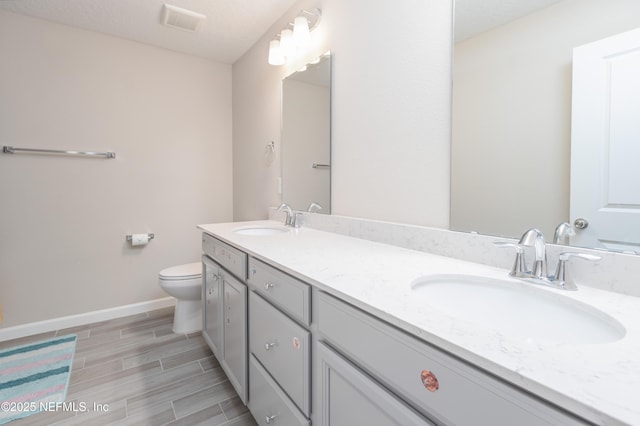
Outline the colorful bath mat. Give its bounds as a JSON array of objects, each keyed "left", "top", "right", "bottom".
[{"left": 0, "top": 334, "right": 77, "bottom": 424}]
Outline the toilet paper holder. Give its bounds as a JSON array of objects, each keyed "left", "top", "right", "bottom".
[{"left": 126, "top": 233, "right": 155, "bottom": 243}]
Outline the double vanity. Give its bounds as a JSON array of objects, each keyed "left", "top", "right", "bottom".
[{"left": 198, "top": 218, "right": 640, "bottom": 425}]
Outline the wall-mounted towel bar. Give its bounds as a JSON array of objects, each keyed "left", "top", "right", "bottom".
[
  {"left": 312, "top": 163, "right": 331, "bottom": 169},
  {"left": 2, "top": 146, "right": 116, "bottom": 159}
]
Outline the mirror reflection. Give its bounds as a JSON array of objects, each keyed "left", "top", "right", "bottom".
[
  {"left": 281, "top": 52, "right": 331, "bottom": 214},
  {"left": 451, "top": 0, "right": 640, "bottom": 252}
]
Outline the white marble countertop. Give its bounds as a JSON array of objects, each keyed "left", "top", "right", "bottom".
[{"left": 198, "top": 220, "right": 640, "bottom": 426}]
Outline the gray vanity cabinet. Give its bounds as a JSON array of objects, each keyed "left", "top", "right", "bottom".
[
  {"left": 202, "top": 234, "right": 248, "bottom": 404},
  {"left": 200, "top": 230, "right": 591, "bottom": 426}
]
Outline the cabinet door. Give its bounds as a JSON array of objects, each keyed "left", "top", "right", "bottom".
[
  {"left": 316, "top": 342, "right": 433, "bottom": 426},
  {"left": 223, "top": 273, "right": 248, "bottom": 404},
  {"left": 202, "top": 256, "right": 223, "bottom": 356}
]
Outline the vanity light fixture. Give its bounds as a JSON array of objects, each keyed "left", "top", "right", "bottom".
[
  {"left": 280, "top": 28, "right": 296, "bottom": 57},
  {"left": 268, "top": 8, "right": 322, "bottom": 66},
  {"left": 268, "top": 40, "right": 285, "bottom": 65},
  {"left": 293, "top": 15, "right": 311, "bottom": 46}
]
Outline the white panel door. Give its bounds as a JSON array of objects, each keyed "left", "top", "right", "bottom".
[{"left": 570, "top": 27, "right": 640, "bottom": 252}]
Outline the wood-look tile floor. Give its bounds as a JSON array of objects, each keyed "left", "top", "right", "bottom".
[{"left": 0, "top": 307, "right": 258, "bottom": 426}]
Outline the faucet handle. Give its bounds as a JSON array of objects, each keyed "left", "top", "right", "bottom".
[
  {"left": 552, "top": 252, "right": 601, "bottom": 290},
  {"left": 494, "top": 242, "right": 528, "bottom": 277},
  {"left": 558, "top": 252, "right": 601, "bottom": 261}
]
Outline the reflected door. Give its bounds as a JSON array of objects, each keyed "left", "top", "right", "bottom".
[{"left": 570, "top": 27, "right": 640, "bottom": 252}]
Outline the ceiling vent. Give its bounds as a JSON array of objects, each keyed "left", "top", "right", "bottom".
[{"left": 162, "top": 4, "right": 206, "bottom": 32}]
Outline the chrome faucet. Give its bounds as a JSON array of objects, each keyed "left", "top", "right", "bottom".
[
  {"left": 553, "top": 222, "right": 575, "bottom": 244},
  {"left": 277, "top": 203, "right": 295, "bottom": 227},
  {"left": 307, "top": 202, "right": 323, "bottom": 213},
  {"left": 495, "top": 228, "right": 600, "bottom": 290},
  {"left": 518, "top": 228, "right": 547, "bottom": 278},
  {"left": 278, "top": 203, "right": 303, "bottom": 228}
]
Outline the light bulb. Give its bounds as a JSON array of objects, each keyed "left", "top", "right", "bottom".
[
  {"left": 268, "top": 39, "right": 284, "bottom": 65},
  {"left": 280, "top": 29, "right": 295, "bottom": 57},
  {"left": 293, "top": 16, "right": 310, "bottom": 46}
]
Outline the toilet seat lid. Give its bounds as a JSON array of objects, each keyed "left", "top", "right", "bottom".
[{"left": 159, "top": 262, "right": 201, "bottom": 280}]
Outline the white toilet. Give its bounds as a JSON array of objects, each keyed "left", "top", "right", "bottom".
[{"left": 159, "top": 262, "right": 202, "bottom": 334}]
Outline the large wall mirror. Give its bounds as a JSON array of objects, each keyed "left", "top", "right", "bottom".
[
  {"left": 281, "top": 52, "right": 332, "bottom": 214},
  {"left": 451, "top": 0, "right": 640, "bottom": 252}
]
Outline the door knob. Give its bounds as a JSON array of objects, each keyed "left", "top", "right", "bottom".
[{"left": 574, "top": 218, "right": 589, "bottom": 230}]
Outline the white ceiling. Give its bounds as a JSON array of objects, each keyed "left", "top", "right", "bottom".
[
  {"left": 454, "top": 0, "right": 564, "bottom": 42},
  {"left": 0, "top": 0, "right": 298, "bottom": 64},
  {"left": 0, "top": 0, "right": 564, "bottom": 63}
]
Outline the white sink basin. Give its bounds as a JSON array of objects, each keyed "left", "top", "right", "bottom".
[
  {"left": 411, "top": 274, "right": 625, "bottom": 345},
  {"left": 232, "top": 226, "right": 290, "bottom": 236}
]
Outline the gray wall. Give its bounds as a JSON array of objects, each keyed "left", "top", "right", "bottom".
[{"left": 0, "top": 11, "right": 233, "bottom": 327}]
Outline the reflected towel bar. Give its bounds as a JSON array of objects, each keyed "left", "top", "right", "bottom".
[
  {"left": 2, "top": 146, "right": 116, "bottom": 159},
  {"left": 312, "top": 163, "right": 331, "bottom": 169}
]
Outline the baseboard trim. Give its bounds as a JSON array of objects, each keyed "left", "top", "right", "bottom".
[{"left": 0, "top": 297, "right": 176, "bottom": 342}]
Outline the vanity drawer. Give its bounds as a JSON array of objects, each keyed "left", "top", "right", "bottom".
[
  {"left": 317, "top": 292, "right": 586, "bottom": 426},
  {"left": 249, "top": 291, "right": 310, "bottom": 416},
  {"left": 202, "top": 233, "right": 247, "bottom": 280},
  {"left": 249, "top": 355, "right": 309, "bottom": 426},
  {"left": 248, "top": 257, "right": 310, "bottom": 325}
]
